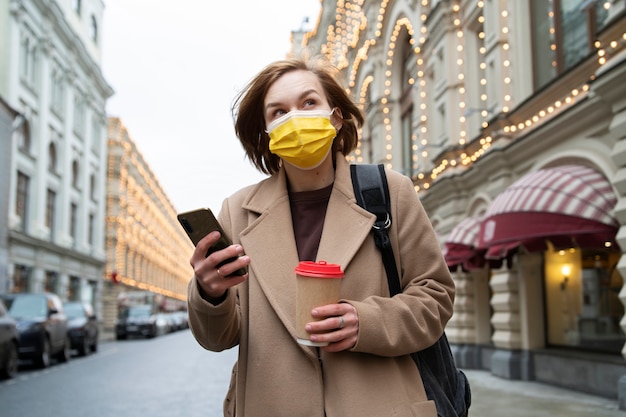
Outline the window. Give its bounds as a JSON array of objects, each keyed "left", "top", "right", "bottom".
[
  {"left": 91, "top": 116, "right": 101, "bottom": 153},
  {"left": 50, "top": 63, "right": 65, "bottom": 116},
  {"left": 16, "top": 172, "right": 30, "bottom": 232},
  {"left": 45, "top": 271, "right": 59, "bottom": 294},
  {"left": 69, "top": 276, "right": 81, "bottom": 301},
  {"left": 46, "top": 189, "right": 56, "bottom": 236},
  {"left": 73, "top": 0, "right": 81, "bottom": 15},
  {"left": 12, "top": 265, "right": 31, "bottom": 293},
  {"left": 48, "top": 142, "right": 57, "bottom": 172},
  {"left": 400, "top": 34, "right": 415, "bottom": 178},
  {"left": 19, "top": 25, "right": 38, "bottom": 88},
  {"left": 531, "top": 0, "right": 612, "bottom": 90},
  {"left": 89, "top": 173, "right": 96, "bottom": 200},
  {"left": 72, "top": 159, "right": 80, "bottom": 188},
  {"left": 437, "top": 104, "right": 447, "bottom": 142},
  {"left": 16, "top": 119, "right": 30, "bottom": 154},
  {"left": 70, "top": 203, "right": 78, "bottom": 240},
  {"left": 545, "top": 248, "right": 625, "bottom": 354},
  {"left": 90, "top": 16, "right": 98, "bottom": 43},
  {"left": 88, "top": 213, "right": 94, "bottom": 246},
  {"left": 19, "top": 36, "right": 29, "bottom": 78},
  {"left": 401, "top": 107, "right": 414, "bottom": 177},
  {"left": 73, "top": 92, "right": 86, "bottom": 137}
]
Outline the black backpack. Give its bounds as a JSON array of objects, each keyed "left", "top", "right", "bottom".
[{"left": 351, "top": 163, "right": 472, "bottom": 417}]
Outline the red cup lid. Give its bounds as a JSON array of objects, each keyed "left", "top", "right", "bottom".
[{"left": 294, "top": 260, "right": 344, "bottom": 278}]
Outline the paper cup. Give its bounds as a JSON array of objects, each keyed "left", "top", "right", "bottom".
[{"left": 295, "top": 260, "right": 344, "bottom": 346}]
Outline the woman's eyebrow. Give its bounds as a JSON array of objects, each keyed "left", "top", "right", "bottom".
[{"left": 265, "top": 89, "right": 320, "bottom": 112}]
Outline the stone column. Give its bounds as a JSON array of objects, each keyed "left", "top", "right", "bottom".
[
  {"left": 490, "top": 260, "right": 523, "bottom": 379},
  {"left": 448, "top": 266, "right": 491, "bottom": 369}
]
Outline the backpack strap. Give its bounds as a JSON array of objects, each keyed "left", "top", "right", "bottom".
[
  {"left": 350, "top": 164, "right": 402, "bottom": 296},
  {"left": 351, "top": 163, "right": 472, "bottom": 417}
]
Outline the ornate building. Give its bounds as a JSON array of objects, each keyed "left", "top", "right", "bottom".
[
  {"left": 298, "top": 0, "right": 626, "bottom": 404},
  {"left": 103, "top": 118, "right": 194, "bottom": 332},
  {"left": 0, "top": 0, "right": 112, "bottom": 315}
]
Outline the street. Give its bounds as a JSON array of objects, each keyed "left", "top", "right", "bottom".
[
  {"left": 0, "top": 330, "right": 236, "bottom": 417},
  {"left": 1, "top": 330, "right": 623, "bottom": 416}
]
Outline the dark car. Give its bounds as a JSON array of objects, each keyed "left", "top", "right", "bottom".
[
  {"left": 0, "top": 299, "right": 19, "bottom": 379},
  {"left": 115, "top": 304, "right": 157, "bottom": 339},
  {"left": 0, "top": 293, "right": 70, "bottom": 368},
  {"left": 63, "top": 301, "right": 98, "bottom": 356}
]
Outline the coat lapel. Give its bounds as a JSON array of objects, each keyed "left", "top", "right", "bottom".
[
  {"left": 316, "top": 158, "right": 376, "bottom": 272},
  {"left": 239, "top": 169, "right": 299, "bottom": 338},
  {"left": 237, "top": 156, "right": 376, "bottom": 344}
]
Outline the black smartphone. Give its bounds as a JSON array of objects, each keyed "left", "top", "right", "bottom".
[{"left": 177, "top": 208, "right": 248, "bottom": 277}]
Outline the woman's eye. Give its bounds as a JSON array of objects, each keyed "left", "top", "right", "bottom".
[
  {"left": 303, "top": 99, "right": 315, "bottom": 107},
  {"left": 273, "top": 109, "right": 286, "bottom": 118}
]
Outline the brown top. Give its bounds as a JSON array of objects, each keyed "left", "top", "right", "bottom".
[{"left": 289, "top": 183, "right": 333, "bottom": 261}]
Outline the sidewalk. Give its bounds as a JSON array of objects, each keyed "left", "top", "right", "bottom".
[{"left": 464, "top": 369, "right": 625, "bottom": 416}]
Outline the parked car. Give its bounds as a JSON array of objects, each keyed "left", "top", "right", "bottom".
[
  {"left": 0, "top": 293, "right": 70, "bottom": 368},
  {"left": 155, "top": 313, "right": 170, "bottom": 336},
  {"left": 63, "top": 301, "right": 98, "bottom": 356},
  {"left": 171, "top": 311, "right": 189, "bottom": 331},
  {"left": 115, "top": 305, "right": 157, "bottom": 339},
  {"left": 0, "top": 299, "right": 19, "bottom": 379}
]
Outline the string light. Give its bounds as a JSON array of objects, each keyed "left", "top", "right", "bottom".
[
  {"left": 317, "top": 2, "right": 625, "bottom": 192},
  {"left": 106, "top": 119, "right": 193, "bottom": 301},
  {"left": 453, "top": 3, "right": 467, "bottom": 146}
]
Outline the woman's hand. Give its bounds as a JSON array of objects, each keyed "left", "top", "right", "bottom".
[
  {"left": 190, "top": 231, "right": 250, "bottom": 300},
  {"left": 306, "top": 303, "right": 359, "bottom": 351}
]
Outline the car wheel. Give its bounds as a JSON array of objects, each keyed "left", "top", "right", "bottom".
[
  {"left": 78, "top": 337, "right": 88, "bottom": 357},
  {"left": 37, "top": 338, "right": 51, "bottom": 368},
  {"left": 0, "top": 342, "right": 18, "bottom": 379},
  {"left": 90, "top": 333, "right": 98, "bottom": 353},
  {"left": 57, "top": 336, "right": 71, "bottom": 363}
]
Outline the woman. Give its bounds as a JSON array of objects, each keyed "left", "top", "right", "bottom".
[{"left": 187, "top": 54, "right": 455, "bottom": 417}]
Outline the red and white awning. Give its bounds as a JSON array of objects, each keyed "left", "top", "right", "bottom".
[
  {"left": 444, "top": 217, "right": 483, "bottom": 269},
  {"left": 477, "top": 165, "right": 619, "bottom": 259}
]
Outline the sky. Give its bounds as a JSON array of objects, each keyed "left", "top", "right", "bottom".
[{"left": 101, "top": 1, "right": 321, "bottom": 213}]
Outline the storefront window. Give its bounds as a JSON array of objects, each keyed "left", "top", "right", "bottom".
[
  {"left": 544, "top": 247, "right": 624, "bottom": 354},
  {"left": 69, "top": 276, "right": 81, "bottom": 301},
  {"left": 12, "top": 265, "right": 31, "bottom": 293},
  {"left": 45, "top": 271, "right": 59, "bottom": 294}
]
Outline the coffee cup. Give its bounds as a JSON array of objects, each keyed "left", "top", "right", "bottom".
[{"left": 294, "top": 260, "right": 344, "bottom": 346}]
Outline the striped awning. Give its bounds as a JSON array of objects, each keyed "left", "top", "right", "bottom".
[
  {"left": 477, "top": 165, "right": 619, "bottom": 259},
  {"left": 444, "top": 217, "right": 483, "bottom": 269}
]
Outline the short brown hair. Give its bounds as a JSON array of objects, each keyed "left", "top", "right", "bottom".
[{"left": 232, "top": 54, "right": 364, "bottom": 175}]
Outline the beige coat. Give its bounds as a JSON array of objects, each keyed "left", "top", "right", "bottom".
[{"left": 188, "top": 155, "right": 455, "bottom": 417}]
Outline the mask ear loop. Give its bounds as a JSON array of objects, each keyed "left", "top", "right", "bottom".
[{"left": 330, "top": 107, "right": 343, "bottom": 132}]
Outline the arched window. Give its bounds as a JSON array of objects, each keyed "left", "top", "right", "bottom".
[{"left": 400, "top": 32, "right": 415, "bottom": 178}]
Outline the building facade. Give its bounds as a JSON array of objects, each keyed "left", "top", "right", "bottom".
[
  {"left": 103, "top": 118, "right": 194, "bottom": 333},
  {"left": 0, "top": 0, "right": 112, "bottom": 318},
  {"left": 299, "top": 0, "right": 626, "bottom": 404},
  {"left": 0, "top": 97, "right": 22, "bottom": 294}
]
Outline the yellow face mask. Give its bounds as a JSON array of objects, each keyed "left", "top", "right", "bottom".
[{"left": 266, "top": 109, "right": 337, "bottom": 170}]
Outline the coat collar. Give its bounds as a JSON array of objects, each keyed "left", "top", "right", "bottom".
[{"left": 238, "top": 155, "right": 376, "bottom": 344}]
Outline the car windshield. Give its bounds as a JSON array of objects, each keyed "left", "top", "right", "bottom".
[
  {"left": 3, "top": 295, "right": 47, "bottom": 319},
  {"left": 128, "top": 306, "right": 151, "bottom": 317},
  {"left": 64, "top": 303, "right": 85, "bottom": 319}
]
